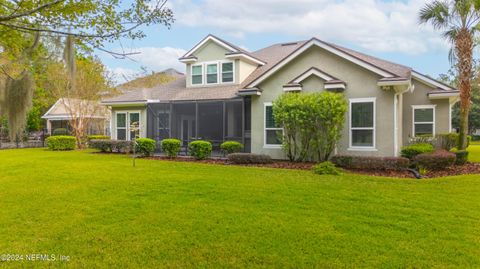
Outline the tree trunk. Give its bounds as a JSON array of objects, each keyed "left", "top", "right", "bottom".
[{"left": 455, "top": 28, "right": 473, "bottom": 150}]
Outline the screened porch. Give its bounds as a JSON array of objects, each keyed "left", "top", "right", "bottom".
[{"left": 146, "top": 98, "right": 251, "bottom": 155}]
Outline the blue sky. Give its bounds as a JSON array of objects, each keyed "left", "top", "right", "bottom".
[{"left": 100, "top": 0, "right": 454, "bottom": 83}]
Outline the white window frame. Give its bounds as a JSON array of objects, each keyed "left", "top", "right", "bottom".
[
  {"left": 114, "top": 110, "right": 141, "bottom": 141},
  {"left": 221, "top": 60, "right": 235, "bottom": 83},
  {"left": 412, "top": 105, "right": 436, "bottom": 137},
  {"left": 264, "top": 102, "right": 283, "bottom": 148},
  {"left": 348, "top": 97, "right": 377, "bottom": 151},
  {"left": 191, "top": 64, "right": 203, "bottom": 85},
  {"left": 205, "top": 62, "right": 219, "bottom": 84}
]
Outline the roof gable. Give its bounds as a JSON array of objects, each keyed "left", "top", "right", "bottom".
[{"left": 181, "top": 35, "right": 239, "bottom": 59}]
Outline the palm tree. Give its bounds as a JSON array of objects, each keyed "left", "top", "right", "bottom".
[{"left": 419, "top": 0, "right": 480, "bottom": 150}]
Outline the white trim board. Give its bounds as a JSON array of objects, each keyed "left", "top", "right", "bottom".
[{"left": 412, "top": 71, "right": 456, "bottom": 92}]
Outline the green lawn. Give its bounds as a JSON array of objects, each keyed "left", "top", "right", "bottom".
[
  {"left": 0, "top": 149, "right": 479, "bottom": 268},
  {"left": 469, "top": 142, "right": 480, "bottom": 162}
]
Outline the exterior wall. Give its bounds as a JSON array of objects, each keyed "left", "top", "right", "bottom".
[
  {"left": 110, "top": 105, "right": 147, "bottom": 139},
  {"left": 402, "top": 80, "right": 451, "bottom": 144},
  {"left": 185, "top": 41, "right": 257, "bottom": 87},
  {"left": 250, "top": 46, "right": 396, "bottom": 159}
]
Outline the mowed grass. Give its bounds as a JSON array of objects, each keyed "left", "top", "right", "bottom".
[
  {"left": 469, "top": 141, "right": 480, "bottom": 162},
  {"left": 0, "top": 149, "right": 479, "bottom": 268}
]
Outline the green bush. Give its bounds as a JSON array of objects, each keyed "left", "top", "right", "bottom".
[
  {"left": 413, "top": 150, "right": 456, "bottom": 170},
  {"left": 454, "top": 150, "right": 469, "bottom": 165},
  {"left": 436, "top": 133, "right": 458, "bottom": 150},
  {"left": 331, "top": 155, "right": 410, "bottom": 170},
  {"left": 472, "top": 135, "right": 480, "bottom": 141},
  {"left": 135, "top": 138, "right": 156, "bottom": 156},
  {"left": 52, "top": 128, "right": 68, "bottom": 136},
  {"left": 89, "top": 139, "right": 132, "bottom": 153},
  {"left": 312, "top": 161, "right": 342, "bottom": 175},
  {"left": 227, "top": 153, "right": 272, "bottom": 164},
  {"left": 87, "top": 135, "right": 110, "bottom": 141},
  {"left": 161, "top": 139, "right": 181, "bottom": 158},
  {"left": 220, "top": 141, "right": 244, "bottom": 154},
  {"left": 401, "top": 143, "right": 434, "bottom": 159},
  {"left": 46, "top": 136, "right": 76, "bottom": 151},
  {"left": 188, "top": 140, "right": 212, "bottom": 160}
]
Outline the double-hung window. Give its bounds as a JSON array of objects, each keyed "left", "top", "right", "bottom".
[
  {"left": 350, "top": 98, "right": 376, "bottom": 149},
  {"left": 413, "top": 106, "right": 435, "bottom": 136},
  {"left": 116, "top": 112, "right": 127, "bottom": 140},
  {"left": 221, "top": 62, "right": 234, "bottom": 83},
  {"left": 264, "top": 103, "right": 283, "bottom": 147},
  {"left": 192, "top": 65, "right": 203, "bottom": 85},
  {"left": 206, "top": 63, "right": 218, "bottom": 84}
]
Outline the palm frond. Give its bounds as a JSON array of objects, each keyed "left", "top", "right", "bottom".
[{"left": 419, "top": 0, "right": 451, "bottom": 29}]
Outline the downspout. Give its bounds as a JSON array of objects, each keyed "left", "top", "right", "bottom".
[{"left": 394, "top": 83, "right": 413, "bottom": 157}]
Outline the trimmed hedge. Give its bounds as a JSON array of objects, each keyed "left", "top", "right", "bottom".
[
  {"left": 89, "top": 139, "right": 132, "bottom": 153},
  {"left": 188, "top": 140, "right": 212, "bottom": 160},
  {"left": 331, "top": 155, "right": 410, "bottom": 170},
  {"left": 312, "top": 161, "right": 342, "bottom": 175},
  {"left": 401, "top": 143, "right": 434, "bottom": 159},
  {"left": 135, "top": 138, "right": 156, "bottom": 156},
  {"left": 46, "top": 136, "right": 76, "bottom": 151},
  {"left": 227, "top": 153, "right": 272, "bottom": 164},
  {"left": 87, "top": 135, "right": 110, "bottom": 141},
  {"left": 161, "top": 139, "right": 182, "bottom": 158},
  {"left": 413, "top": 150, "right": 456, "bottom": 170},
  {"left": 454, "top": 150, "right": 469, "bottom": 165},
  {"left": 52, "top": 128, "right": 68, "bottom": 136},
  {"left": 220, "top": 141, "right": 244, "bottom": 154}
]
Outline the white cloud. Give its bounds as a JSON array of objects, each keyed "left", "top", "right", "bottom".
[{"left": 170, "top": 0, "right": 447, "bottom": 55}]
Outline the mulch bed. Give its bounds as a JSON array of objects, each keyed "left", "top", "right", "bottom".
[{"left": 146, "top": 155, "right": 480, "bottom": 179}]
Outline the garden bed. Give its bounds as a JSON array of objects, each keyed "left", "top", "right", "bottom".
[{"left": 146, "top": 155, "right": 480, "bottom": 178}]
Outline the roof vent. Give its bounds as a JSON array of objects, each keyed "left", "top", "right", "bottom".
[{"left": 281, "top": 42, "right": 298, "bottom": 46}]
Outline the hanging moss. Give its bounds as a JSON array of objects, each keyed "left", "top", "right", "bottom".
[{"left": 3, "top": 71, "right": 35, "bottom": 141}]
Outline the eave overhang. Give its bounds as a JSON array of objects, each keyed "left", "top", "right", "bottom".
[
  {"left": 237, "top": 88, "right": 262, "bottom": 96},
  {"left": 225, "top": 52, "right": 266, "bottom": 66}
]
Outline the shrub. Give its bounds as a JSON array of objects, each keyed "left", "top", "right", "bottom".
[
  {"left": 227, "top": 153, "right": 273, "bottom": 164},
  {"left": 436, "top": 133, "right": 458, "bottom": 150},
  {"left": 52, "top": 128, "right": 68, "bottom": 136},
  {"left": 273, "top": 91, "right": 347, "bottom": 162},
  {"left": 413, "top": 150, "right": 456, "bottom": 170},
  {"left": 472, "top": 135, "right": 480, "bottom": 142},
  {"left": 46, "top": 136, "right": 76, "bottom": 151},
  {"left": 331, "top": 155, "right": 410, "bottom": 170},
  {"left": 161, "top": 139, "right": 182, "bottom": 158},
  {"left": 408, "top": 135, "right": 435, "bottom": 146},
  {"left": 400, "top": 143, "right": 434, "bottom": 159},
  {"left": 220, "top": 141, "right": 244, "bottom": 154},
  {"left": 89, "top": 139, "right": 132, "bottom": 153},
  {"left": 188, "top": 140, "right": 212, "bottom": 160},
  {"left": 134, "top": 138, "right": 156, "bottom": 156},
  {"left": 312, "top": 161, "right": 342, "bottom": 175},
  {"left": 87, "top": 135, "right": 110, "bottom": 141},
  {"left": 454, "top": 150, "right": 469, "bottom": 165}
]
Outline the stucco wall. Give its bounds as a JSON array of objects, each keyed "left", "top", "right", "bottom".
[
  {"left": 250, "top": 46, "right": 396, "bottom": 159},
  {"left": 110, "top": 106, "right": 147, "bottom": 139},
  {"left": 402, "top": 80, "right": 451, "bottom": 144}
]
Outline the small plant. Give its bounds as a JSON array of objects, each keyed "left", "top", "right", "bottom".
[
  {"left": 135, "top": 138, "right": 156, "bottom": 157},
  {"left": 454, "top": 150, "right": 469, "bottom": 165},
  {"left": 227, "top": 153, "right": 272, "bottom": 164},
  {"left": 188, "top": 140, "right": 212, "bottom": 160},
  {"left": 46, "top": 136, "right": 76, "bottom": 151},
  {"left": 413, "top": 150, "right": 456, "bottom": 170},
  {"left": 220, "top": 141, "right": 244, "bottom": 154},
  {"left": 312, "top": 161, "right": 342, "bottom": 175},
  {"left": 52, "top": 128, "right": 68, "bottom": 136},
  {"left": 89, "top": 139, "right": 132, "bottom": 153},
  {"left": 418, "top": 166, "right": 429, "bottom": 176},
  {"left": 331, "top": 155, "right": 410, "bottom": 170},
  {"left": 161, "top": 139, "right": 182, "bottom": 158},
  {"left": 401, "top": 143, "right": 434, "bottom": 159}
]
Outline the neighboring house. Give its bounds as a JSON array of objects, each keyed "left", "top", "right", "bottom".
[
  {"left": 102, "top": 34, "right": 459, "bottom": 158},
  {"left": 42, "top": 98, "right": 110, "bottom": 135}
]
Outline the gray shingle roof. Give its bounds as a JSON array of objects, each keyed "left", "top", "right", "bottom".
[{"left": 103, "top": 36, "right": 432, "bottom": 104}]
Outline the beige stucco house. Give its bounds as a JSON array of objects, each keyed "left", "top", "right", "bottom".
[{"left": 102, "top": 34, "right": 459, "bottom": 158}]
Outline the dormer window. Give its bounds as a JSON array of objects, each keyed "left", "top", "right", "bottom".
[
  {"left": 222, "top": 62, "right": 234, "bottom": 83},
  {"left": 206, "top": 63, "right": 219, "bottom": 84},
  {"left": 192, "top": 65, "right": 203, "bottom": 85}
]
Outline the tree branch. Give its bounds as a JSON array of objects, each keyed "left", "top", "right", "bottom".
[{"left": 0, "top": 0, "right": 64, "bottom": 22}]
